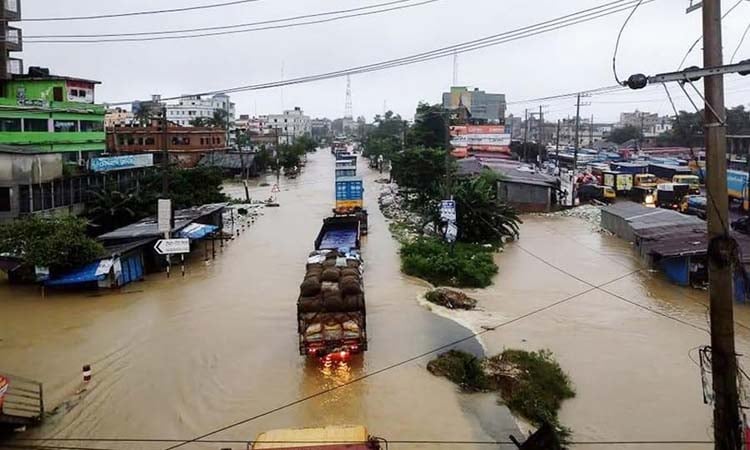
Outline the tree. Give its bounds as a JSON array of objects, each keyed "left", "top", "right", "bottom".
[
  {"left": 0, "top": 216, "right": 104, "bottom": 275},
  {"left": 454, "top": 171, "right": 521, "bottom": 244},
  {"left": 608, "top": 125, "right": 643, "bottom": 144},
  {"left": 391, "top": 147, "right": 451, "bottom": 199},
  {"left": 407, "top": 103, "right": 449, "bottom": 149},
  {"left": 84, "top": 187, "right": 140, "bottom": 233},
  {"left": 363, "top": 111, "right": 407, "bottom": 161},
  {"left": 189, "top": 117, "right": 210, "bottom": 127},
  {"left": 208, "top": 109, "right": 232, "bottom": 128}
]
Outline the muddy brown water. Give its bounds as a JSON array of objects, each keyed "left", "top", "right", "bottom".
[
  {"left": 3, "top": 150, "right": 749, "bottom": 449},
  {"left": 0, "top": 151, "right": 514, "bottom": 450}
]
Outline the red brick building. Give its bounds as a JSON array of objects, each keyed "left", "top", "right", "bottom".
[{"left": 106, "top": 123, "right": 229, "bottom": 168}]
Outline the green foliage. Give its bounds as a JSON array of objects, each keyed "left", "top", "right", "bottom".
[
  {"left": 84, "top": 187, "right": 140, "bottom": 233},
  {"left": 499, "top": 349, "right": 575, "bottom": 428},
  {"left": 608, "top": 125, "right": 643, "bottom": 144},
  {"left": 400, "top": 237, "right": 498, "bottom": 288},
  {"left": 254, "top": 146, "right": 273, "bottom": 172},
  {"left": 0, "top": 216, "right": 104, "bottom": 273},
  {"left": 407, "top": 103, "right": 449, "bottom": 149},
  {"left": 454, "top": 171, "right": 521, "bottom": 244},
  {"left": 427, "top": 350, "right": 492, "bottom": 391},
  {"left": 363, "top": 111, "right": 407, "bottom": 161},
  {"left": 391, "top": 147, "right": 452, "bottom": 199}
]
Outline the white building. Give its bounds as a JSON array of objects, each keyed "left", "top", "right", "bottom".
[
  {"left": 262, "top": 107, "right": 311, "bottom": 144},
  {"left": 166, "top": 94, "right": 236, "bottom": 127}
]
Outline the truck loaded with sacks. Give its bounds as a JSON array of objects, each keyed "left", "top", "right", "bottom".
[{"left": 297, "top": 215, "right": 367, "bottom": 359}]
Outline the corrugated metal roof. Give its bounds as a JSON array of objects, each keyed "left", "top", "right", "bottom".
[
  {"left": 98, "top": 203, "right": 226, "bottom": 241},
  {"left": 198, "top": 152, "right": 255, "bottom": 170}
]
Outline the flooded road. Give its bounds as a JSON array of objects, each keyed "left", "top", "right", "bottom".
[
  {"left": 4, "top": 150, "right": 749, "bottom": 449},
  {"left": 0, "top": 151, "right": 515, "bottom": 450}
]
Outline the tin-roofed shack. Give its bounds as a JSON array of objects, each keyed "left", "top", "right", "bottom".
[{"left": 456, "top": 158, "right": 559, "bottom": 212}]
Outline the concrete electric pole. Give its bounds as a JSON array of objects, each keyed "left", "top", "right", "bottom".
[
  {"left": 702, "top": 1, "right": 741, "bottom": 448},
  {"left": 573, "top": 93, "right": 581, "bottom": 172}
]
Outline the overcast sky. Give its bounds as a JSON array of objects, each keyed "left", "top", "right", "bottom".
[{"left": 19, "top": 0, "right": 750, "bottom": 123}]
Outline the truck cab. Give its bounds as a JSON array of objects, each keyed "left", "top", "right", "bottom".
[
  {"left": 673, "top": 174, "right": 700, "bottom": 194},
  {"left": 634, "top": 173, "right": 657, "bottom": 189},
  {"left": 251, "top": 425, "right": 381, "bottom": 449}
]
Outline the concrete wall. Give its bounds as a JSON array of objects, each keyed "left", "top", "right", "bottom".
[{"left": 0, "top": 152, "right": 62, "bottom": 185}]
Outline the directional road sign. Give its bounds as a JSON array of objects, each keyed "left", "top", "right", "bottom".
[
  {"left": 440, "top": 200, "right": 456, "bottom": 222},
  {"left": 154, "top": 238, "right": 190, "bottom": 255}
]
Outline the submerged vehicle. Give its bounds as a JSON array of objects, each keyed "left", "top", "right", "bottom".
[{"left": 578, "top": 184, "right": 615, "bottom": 202}]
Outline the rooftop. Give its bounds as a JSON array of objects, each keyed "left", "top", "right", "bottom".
[
  {"left": 198, "top": 152, "right": 255, "bottom": 170},
  {"left": 98, "top": 203, "right": 226, "bottom": 241},
  {"left": 13, "top": 74, "right": 101, "bottom": 85}
]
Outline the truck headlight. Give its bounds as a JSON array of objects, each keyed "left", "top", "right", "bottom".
[{"left": 645, "top": 194, "right": 654, "bottom": 204}]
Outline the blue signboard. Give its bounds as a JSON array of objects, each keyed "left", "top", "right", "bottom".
[{"left": 90, "top": 154, "right": 154, "bottom": 172}]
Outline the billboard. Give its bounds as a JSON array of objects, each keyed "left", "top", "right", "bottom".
[
  {"left": 450, "top": 125, "right": 511, "bottom": 153},
  {"left": 90, "top": 154, "right": 154, "bottom": 172}
]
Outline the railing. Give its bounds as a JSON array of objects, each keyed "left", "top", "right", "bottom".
[{"left": 0, "top": 373, "right": 44, "bottom": 423}]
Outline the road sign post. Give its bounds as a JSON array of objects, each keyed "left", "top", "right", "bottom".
[{"left": 154, "top": 238, "right": 191, "bottom": 255}]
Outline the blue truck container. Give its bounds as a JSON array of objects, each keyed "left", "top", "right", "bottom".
[
  {"left": 610, "top": 162, "right": 649, "bottom": 174},
  {"left": 728, "top": 169, "right": 749, "bottom": 200},
  {"left": 648, "top": 163, "right": 692, "bottom": 181},
  {"left": 335, "top": 176, "right": 364, "bottom": 210},
  {"left": 335, "top": 167, "right": 357, "bottom": 178}
]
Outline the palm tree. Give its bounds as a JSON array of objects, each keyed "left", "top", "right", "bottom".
[
  {"left": 84, "top": 187, "right": 141, "bottom": 233},
  {"left": 190, "top": 117, "right": 210, "bottom": 127}
]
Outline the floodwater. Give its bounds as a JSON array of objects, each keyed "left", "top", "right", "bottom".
[
  {"left": 444, "top": 215, "right": 750, "bottom": 450},
  {"left": 0, "top": 151, "right": 517, "bottom": 450},
  {"left": 4, "top": 151, "right": 749, "bottom": 450}
]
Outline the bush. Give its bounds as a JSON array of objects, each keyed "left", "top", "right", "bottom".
[
  {"left": 400, "top": 237, "right": 498, "bottom": 288},
  {"left": 496, "top": 349, "right": 575, "bottom": 428},
  {"left": 427, "top": 350, "right": 493, "bottom": 391}
]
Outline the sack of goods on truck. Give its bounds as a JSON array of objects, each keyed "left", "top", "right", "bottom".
[
  {"left": 301, "top": 312, "right": 363, "bottom": 342},
  {"left": 298, "top": 249, "right": 363, "bottom": 313}
]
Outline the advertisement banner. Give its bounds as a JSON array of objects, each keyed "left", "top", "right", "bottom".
[
  {"left": 450, "top": 125, "right": 511, "bottom": 153},
  {"left": 0, "top": 375, "right": 8, "bottom": 410},
  {"left": 90, "top": 154, "right": 154, "bottom": 172}
]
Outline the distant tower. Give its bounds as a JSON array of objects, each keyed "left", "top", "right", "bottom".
[
  {"left": 452, "top": 51, "right": 458, "bottom": 86},
  {"left": 344, "top": 75, "right": 353, "bottom": 119}
]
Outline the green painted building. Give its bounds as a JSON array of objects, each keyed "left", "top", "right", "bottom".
[{"left": 0, "top": 69, "right": 105, "bottom": 162}]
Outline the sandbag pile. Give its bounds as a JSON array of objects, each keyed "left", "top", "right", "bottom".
[
  {"left": 298, "top": 249, "right": 364, "bottom": 314},
  {"left": 301, "top": 312, "right": 362, "bottom": 342}
]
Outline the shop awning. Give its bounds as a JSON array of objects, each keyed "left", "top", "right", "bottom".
[
  {"left": 178, "top": 223, "right": 218, "bottom": 240},
  {"left": 45, "top": 259, "right": 113, "bottom": 287}
]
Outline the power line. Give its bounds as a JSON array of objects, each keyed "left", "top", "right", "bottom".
[
  {"left": 104, "top": 0, "right": 656, "bottom": 106},
  {"left": 23, "top": 0, "right": 439, "bottom": 43},
  {"left": 677, "top": 0, "right": 746, "bottom": 70},
  {"left": 11, "top": 0, "right": 262, "bottom": 22},
  {"left": 611, "top": 0, "right": 644, "bottom": 85},
  {"left": 730, "top": 20, "right": 750, "bottom": 64},
  {"left": 61, "top": 267, "right": 617, "bottom": 450}
]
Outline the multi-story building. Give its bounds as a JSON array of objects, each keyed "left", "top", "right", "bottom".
[
  {"left": 0, "top": 67, "right": 106, "bottom": 163},
  {"left": 262, "top": 107, "right": 311, "bottom": 144},
  {"left": 442, "top": 86, "right": 506, "bottom": 123},
  {"left": 311, "top": 118, "right": 332, "bottom": 141},
  {"left": 553, "top": 118, "right": 613, "bottom": 147},
  {"left": 1, "top": 0, "right": 23, "bottom": 80},
  {"left": 107, "top": 121, "right": 228, "bottom": 168},
  {"left": 105, "top": 107, "right": 134, "bottom": 128},
  {"left": 166, "top": 94, "right": 236, "bottom": 127}
]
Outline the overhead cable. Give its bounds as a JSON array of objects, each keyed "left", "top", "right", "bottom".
[
  {"left": 104, "top": 0, "right": 657, "bottom": 105},
  {"left": 25, "top": 0, "right": 432, "bottom": 40},
  {"left": 11, "top": 0, "right": 261, "bottom": 22}
]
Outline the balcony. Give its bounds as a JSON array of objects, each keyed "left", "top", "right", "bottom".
[
  {"left": 2, "top": 0, "right": 20, "bottom": 21},
  {"left": 5, "top": 27, "right": 21, "bottom": 51}
]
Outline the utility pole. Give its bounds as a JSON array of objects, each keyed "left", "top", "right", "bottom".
[
  {"left": 590, "top": 114, "right": 594, "bottom": 148},
  {"left": 573, "top": 92, "right": 581, "bottom": 171},
  {"left": 555, "top": 119, "right": 561, "bottom": 172},
  {"left": 161, "top": 105, "right": 169, "bottom": 197},
  {"left": 538, "top": 105, "right": 544, "bottom": 146},
  {"left": 702, "top": 1, "right": 741, "bottom": 448},
  {"left": 523, "top": 109, "right": 529, "bottom": 162}
]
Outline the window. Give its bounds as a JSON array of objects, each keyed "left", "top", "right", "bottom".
[
  {"left": 53, "top": 86, "right": 64, "bottom": 102},
  {"left": 0, "top": 187, "right": 10, "bottom": 212},
  {"left": 80, "top": 120, "right": 104, "bottom": 132},
  {"left": 0, "top": 117, "right": 21, "bottom": 131},
  {"left": 24, "top": 118, "right": 48, "bottom": 132},
  {"left": 54, "top": 120, "right": 77, "bottom": 132},
  {"left": 145, "top": 137, "right": 155, "bottom": 145}
]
